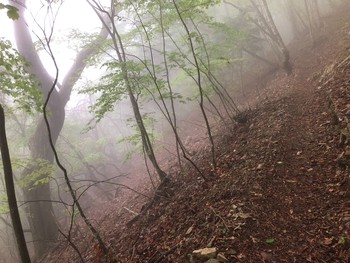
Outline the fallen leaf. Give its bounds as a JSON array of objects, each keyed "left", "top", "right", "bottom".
[
  {"left": 324, "top": 237, "right": 334, "bottom": 245},
  {"left": 286, "top": 180, "right": 297, "bottom": 183},
  {"left": 266, "top": 238, "right": 275, "bottom": 244},
  {"left": 186, "top": 226, "right": 194, "bottom": 235},
  {"left": 260, "top": 251, "right": 272, "bottom": 261},
  {"left": 251, "top": 236, "right": 259, "bottom": 243}
]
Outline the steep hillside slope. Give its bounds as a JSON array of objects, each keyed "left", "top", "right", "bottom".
[{"left": 46, "top": 3, "right": 350, "bottom": 263}]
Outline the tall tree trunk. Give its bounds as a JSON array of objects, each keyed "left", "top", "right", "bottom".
[
  {"left": 88, "top": 1, "right": 168, "bottom": 182},
  {"left": 172, "top": 0, "right": 217, "bottom": 169},
  {"left": 12, "top": 1, "right": 108, "bottom": 257},
  {"left": 13, "top": 6, "right": 64, "bottom": 252},
  {"left": 0, "top": 104, "right": 31, "bottom": 263},
  {"left": 127, "top": 87, "right": 168, "bottom": 181}
]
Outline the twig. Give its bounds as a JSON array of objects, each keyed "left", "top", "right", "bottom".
[
  {"left": 210, "top": 206, "right": 229, "bottom": 230},
  {"left": 123, "top": 207, "right": 139, "bottom": 216},
  {"left": 126, "top": 179, "right": 171, "bottom": 227},
  {"left": 151, "top": 243, "right": 180, "bottom": 263}
]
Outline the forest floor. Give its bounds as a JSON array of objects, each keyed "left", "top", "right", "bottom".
[{"left": 46, "top": 3, "right": 350, "bottom": 263}]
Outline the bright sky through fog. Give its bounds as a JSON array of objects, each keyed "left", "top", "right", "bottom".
[{"left": 0, "top": 0, "right": 104, "bottom": 81}]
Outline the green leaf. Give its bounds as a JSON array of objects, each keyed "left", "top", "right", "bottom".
[
  {"left": 0, "top": 192, "right": 9, "bottom": 214},
  {"left": 0, "top": 38, "right": 43, "bottom": 113},
  {"left": 7, "top": 6, "right": 19, "bottom": 20},
  {"left": 0, "top": 4, "right": 19, "bottom": 20},
  {"left": 266, "top": 238, "right": 275, "bottom": 244},
  {"left": 339, "top": 236, "right": 347, "bottom": 245}
]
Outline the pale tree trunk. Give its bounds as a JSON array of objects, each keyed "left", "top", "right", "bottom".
[
  {"left": 14, "top": 5, "right": 64, "bottom": 254},
  {"left": 12, "top": 1, "right": 108, "bottom": 258}
]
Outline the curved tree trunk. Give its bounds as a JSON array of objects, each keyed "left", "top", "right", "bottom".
[
  {"left": 13, "top": 5, "right": 64, "bottom": 255},
  {"left": 12, "top": 1, "right": 108, "bottom": 258}
]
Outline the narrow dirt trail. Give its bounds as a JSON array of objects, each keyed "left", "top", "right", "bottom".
[
  {"left": 241, "top": 73, "right": 341, "bottom": 262},
  {"left": 103, "top": 9, "right": 350, "bottom": 261},
  {"left": 46, "top": 4, "right": 350, "bottom": 263},
  {"left": 227, "top": 24, "right": 350, "bottom": 261}
]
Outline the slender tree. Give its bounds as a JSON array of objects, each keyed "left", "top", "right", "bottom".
[
  {"left": 0, "top": 104, "right": 31, "bottom": 263},
  {"left": 224, "top": 0, "right": 293, "bottom": 74},
  {"left": 87, "top": 0, "right": 169, "bottom": 182},
  {"left": 253, "top": 0, "right": 293, "bottom": 74},
  {"left": 12, "top": 0, "right": 108, "bottom": 257},
  {"left": 172, "top": 0, "right": 217, "bottom": 169}
]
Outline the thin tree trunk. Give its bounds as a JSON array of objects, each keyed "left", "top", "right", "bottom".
[
  {"left": 12, "top": 1, "right": 109, "bottom": 257},
  {"left": 88, "top": 1, "right": 168, "bottom": 182},
  {"left": 0, "top": 104, "right": 31, "bottom": 263},
  {"left": 131, "top": 1, "right": 183, "bottom": 173},
  {"left": 172, "top": 0, "right": 216, "bottom": 169},
  {"left": 259, "top": 0, "right": 293, "bottom": 74},
  {"left": 159, "top": 4, "right": 182, "bottom": 171}
]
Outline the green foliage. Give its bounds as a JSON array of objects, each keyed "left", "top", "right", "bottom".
[
  {"left": 83, "top": 152, "right": 104, "bottom": 164},
  {"left": 84, "top": 0, "right": 243, "bottom": 140},
  {"left": 266, "top": 238, "right": 275, "bottom": 244},
  {"left": 63, "top": 206, "right": 79, "bottom": 221},
  {"left": 0, "top": 192, "right": 9, "bottom": 214},
  {"left": 73, "top": 1, "right": 247, "bottom": 185},
  {"left": 117, "top": 112, "right": 158, "bottom": 160},
  {"left": 13, "top": 158, "right": 55, "bottom": 189},
  {"left": 58, "top": 120, "right": 119, "bottom": 176},
  {"left": 63, "top": 29, "right": 112, "bottom": 67},
  {"left": 0, "top": 38, "right": 43, "bottom": 113},
  {"left": 0, "top": 3, "right": 19, "bottom": 20},
  {"left": 0, "top": 154, "right": 51, "bottom": 215},
  {"left": 339, "top": 236, "right": 347, "bottom": 245}
]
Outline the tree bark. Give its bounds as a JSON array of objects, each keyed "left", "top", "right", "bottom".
[
  {"left": 12, "top": 1, "right": 108, "bottom": 257},
  {"left": 259, "top": 0, "right": 292, "bottom": 74},
  {"left": 0, "top": 104, "right": 31, "bottom": 263},
  {"left": 87, "top": 0, "right": 168, "bottom": 182},
  {"left": 13, "top": 5, "right": 63, "bottom": 253},
  {"left": 249, "top": 0, "right": 292, "bottom": 74}
]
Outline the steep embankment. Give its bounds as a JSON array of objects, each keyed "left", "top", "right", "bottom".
[
  {"left": 107, "top": 9, "right": 350, "bottom": 263},
  {"left": 47, "top": 3, "right": 350, "bottom": 263}
]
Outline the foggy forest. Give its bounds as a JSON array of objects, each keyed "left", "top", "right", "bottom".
[{"left": 0, "top": 0, "right": 350, "bottom": 262}]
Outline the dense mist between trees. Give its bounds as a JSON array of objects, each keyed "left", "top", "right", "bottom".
[{"left": 0, "top": 0, "right": 344, "bottom": 261}]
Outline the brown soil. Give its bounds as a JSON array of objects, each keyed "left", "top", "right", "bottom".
[{"left": 45, "top": 3, "right": 350, "bottom": 263}]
